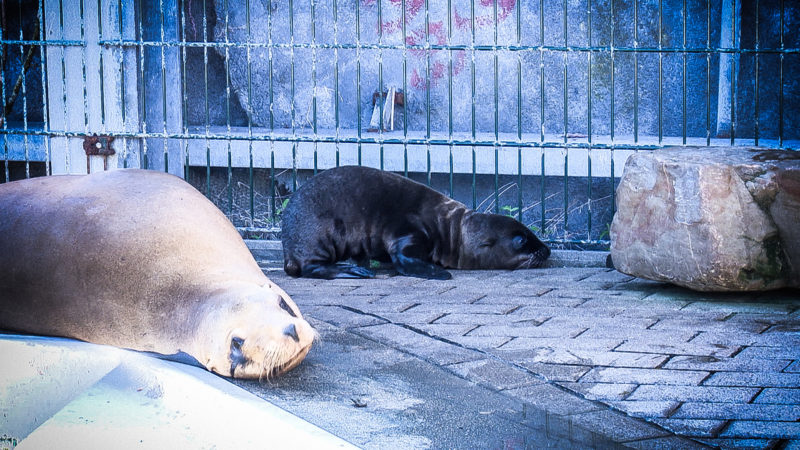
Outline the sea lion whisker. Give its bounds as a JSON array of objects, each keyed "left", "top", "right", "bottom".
[
  {"left": 258, "top": 346, "right": 281, "bottom": 381},
  {"left": 310, "top": 326, "right": 321, "bottom": 344},
  {"left": 256, "top": 340, "right": 303, "bottom": 381}
]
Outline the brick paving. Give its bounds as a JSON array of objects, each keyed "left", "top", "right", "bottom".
[{"left": 262, "top": 261, "right": 800, "bottom": 448}]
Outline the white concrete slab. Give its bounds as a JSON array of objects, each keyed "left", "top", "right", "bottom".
[{"left": 0, "top": 334, "right": 354, "bottom": 449}]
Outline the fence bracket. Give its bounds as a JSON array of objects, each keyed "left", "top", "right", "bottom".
[{"left": 83, "top": 135, "right": 116, "bottom": 172}]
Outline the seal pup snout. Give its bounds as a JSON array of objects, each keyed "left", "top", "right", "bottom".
[
  {"left": 458, "top": 212, "right": 551, "bottom": 271},
  {"left": 517, "top": 245, "right": 551, "bottom": 269}
]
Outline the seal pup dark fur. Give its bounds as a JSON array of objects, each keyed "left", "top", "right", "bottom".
[{"left": 282, "top": 165, "right": 550, "bottom": 280}]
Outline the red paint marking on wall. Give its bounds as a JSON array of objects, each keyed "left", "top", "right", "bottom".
[
  {"left": 454, "top": 1, "right": 515, "bottom": 31},
  {"left": 364, "top": 0, "right": 516, "bottom": 90},
  {"left": 389, "top": 0, "right": 424, "bottom": 17}
]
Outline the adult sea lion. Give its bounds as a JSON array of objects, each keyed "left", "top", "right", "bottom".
[
  {"left": 0, "top": 169, "right": 314, "bottom": 379},
  {"left": 282, "top": 165, "right": 550, "bottom": 280}
]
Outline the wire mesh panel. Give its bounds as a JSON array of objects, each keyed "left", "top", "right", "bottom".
[{"left": 1, "top": 0, "right": 798, "bottom": 248}]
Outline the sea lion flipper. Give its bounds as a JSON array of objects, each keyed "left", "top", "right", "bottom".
[{"left": 301, "top": 263, "right": 376, "bottom": 279}]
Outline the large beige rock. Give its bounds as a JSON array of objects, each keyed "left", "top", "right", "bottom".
[{"left": 610, "top": 147, "right": 800, "bottom": 291}]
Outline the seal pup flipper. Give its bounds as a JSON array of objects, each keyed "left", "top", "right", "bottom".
[
  {"left": 392, "top": 253, "right": 452, "bottom": 280},
  {"left": 389, "top": 235, "right": 452, "bottom": 280},
  {"left": 301, "top": 263, "right": 376, "bottom": 279}
]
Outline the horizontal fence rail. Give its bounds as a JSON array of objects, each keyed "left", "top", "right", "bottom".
[{"left": 1, "top": 0, "right": 798, "bottom": 249}]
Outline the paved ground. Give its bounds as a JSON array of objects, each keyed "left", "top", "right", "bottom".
[{"left": 244, "top": 251, "right": 800, "bottom": 449}]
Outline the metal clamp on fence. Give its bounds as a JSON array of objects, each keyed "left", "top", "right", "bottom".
[{"left": 83, "top": 136, "right": 115, "bottom": 172}]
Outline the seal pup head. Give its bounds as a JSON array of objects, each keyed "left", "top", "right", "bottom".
[
  {"left": 196, "top": 283, "right": 317, "bottom": 379},
  {"left": 458, "top": 212, "right": 550, "bottom": 270}
]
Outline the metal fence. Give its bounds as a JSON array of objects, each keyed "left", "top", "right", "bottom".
[{"left": 1, "top": 0, "right": 798, "bottom": 249}]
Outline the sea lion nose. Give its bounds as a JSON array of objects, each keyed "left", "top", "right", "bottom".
[{"left": 283, "top": 323, "right": 300, "bottom": 342}]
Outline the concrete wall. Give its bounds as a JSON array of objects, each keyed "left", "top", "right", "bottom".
[
  {"left": 187, "top": 0, "right": 798, "bottom": 141},
  {"left": 3, "top": 0, "right": 797, "bottom": 166}
]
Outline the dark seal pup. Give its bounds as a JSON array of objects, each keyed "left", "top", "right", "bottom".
[
  {"left": 0, "top": 169, "right": 315, "bottom": 379},
  {"left": 282, "top": 165, "right": 550, "bottom": 279}
]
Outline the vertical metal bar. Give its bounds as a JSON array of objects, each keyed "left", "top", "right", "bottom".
[
  {"left": 97, "top": 0, "right": 106, "bottom": 137},
  {"left": 610, "top": 0, "right": 616, "bottom": 215},
  {"left": 609, "top": 0, "right": 615, "bottom": 143},
  {"left": 402, "top": 0, "right": 408, "bottom": 177},
  {"left": 180, "top": 0, "right": 189, "bottom": 179},
  {"left": 705, "top": 0, "right": 710, "bottom": 146},
  {"left": 633, "top": 0, "right": 638, "bottom": 143},
  {"left": 682, "top": 0, "right": 687, "bottom": 145},
  {"left": 539, "top": 0, "right": 544, "bottom": 144},
  {"left": 424, "top": 0, "right": 431, "bottom": 185},
  {"left": 1, "top": 0, "right": 8, "bottom": 181},
  {"left": 562, "top": 0, "right": 567, "bottom": 146},
  {"left": 448, "top": 0, "right": 453, "bottom": 195},
  {"left": 334, "top": 0, "right": 340, "bottom": 167},
  {"left": 587, "top": 0, "right": 592, "bottom": 240},
  {"left": 778, "top": 0, "right": 784, "bottom": 147},
  {"left": 18, "top": 0, "right": 26, "bottom": 177},
  {"left": 311, "top": 0, "right": 318, "bottom": 174},
  {"left": 223, "top": 0, "right": 233, "bottom": 213},
  {"left": 60, "top": 0, "right": 70, "bottom": 172},
  {"left": 227, "top": 150, "right": 232, "bottom": 213},
  {"left": 539, "top": 0, "right": 545, "bottom": 233},
  {"left": 562, "top": 0, "right": 568, "bottom": 239},
  {"left": 39, "top": 0, "right": 51, "bottom": 175},
  {"left": 246, "top": 0, "right": 255, "bottom": 224},
  {"left": 80, "top": 0, "right": 89, "bottom": 172},
  {"left": 270, "top": 152, "right": 276, "bottom": 221},
  {"left": 754, "top": 0, "right": 759, "bottom": 146},
  {"left": 25, "top": 2, "right": 32, "bottom": 176},
  {"left": 427, "top": 147, "right": 431, "bottom": 186},
  {"left": 202, "top": 0, "right": 210, "bottom": 194},
  {"left": 378, "top": 0, "right": 384, "bottom": 171},
  {"left": 242, "top": 133, "right": 250, "bottom": 223},
  {"left": 730, "top": 0, "right": 736, "bottom": 145},
  {"left": 289, "top": 0, "right": 296, "bottom": 190},
  {"left": 17, "top": 0, "right": 30, "bottom": 177},
  {"left": 268, "top": 0, "right": 276, "bottom": 220},
  {"left": 471, "top": 0, "right": 476, "bottom": 209},
  {"left": 138, "top": 0, "right": 149, "bottom": 170},
  {"left": 658, "top": 0, "right": 663, "bottom": 144},
  {"left": 516, "top": 0, "right": 522, "bottom": 223},
  {"left": 118, "top": 0, "right": 129, "bottom": 169},
  {"left": 356, "top": 0, "right": 362, "bottom": 165},
  {"left": 493, "top": 0, "right": 499, "bottom": 214},
  {"left": 160, "top": 0, "right": 169, "bottom": 173}
]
